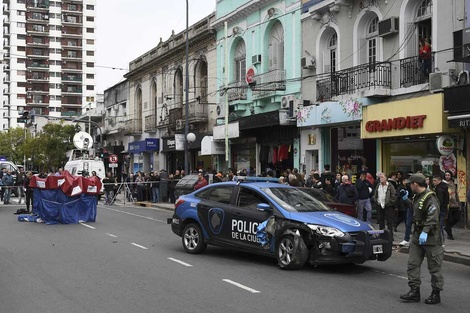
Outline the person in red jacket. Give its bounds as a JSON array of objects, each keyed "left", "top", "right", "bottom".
[{"left": 194, "top": 172, "right": 208, "bottom": 190}]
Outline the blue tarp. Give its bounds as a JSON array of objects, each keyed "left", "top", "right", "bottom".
[{"left": 32, "top": 189, "right": 97, "bottom": 225}]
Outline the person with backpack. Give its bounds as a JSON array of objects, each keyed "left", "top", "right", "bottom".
[
  {"left": 373, "top": 172, "right": 397, "bottom": 240},
  {"left": 336, "top": 175, "right": 358, "bottom": 206},
  {"left": 356, "top": 170, "right": 373, "bottom": 224}
]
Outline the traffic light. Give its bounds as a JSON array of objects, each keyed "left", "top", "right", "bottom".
[{"left": 17, "top": 110, "right": 29, "bottom": 124}]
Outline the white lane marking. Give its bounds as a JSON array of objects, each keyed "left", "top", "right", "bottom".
[
  {"left": 80, "top": 223, "right": 96, "bottom": 229},
  {"left": 106, "top": 233, "right": 117, "bottom": 238},
  {"left": 222, "top": 279, "right": 261, "bottom": 294},
  {"left": 103, "top": 207, "right": 167, "bottom": 223},
  {"left": 372, "top": 269, "right": 407, "bottom": 280},
  {"left": 168, "top": 257, "right": 193, "bottom": 267},
  {"left": 131, "top": 243, "right": 148, "bottom": 250}
]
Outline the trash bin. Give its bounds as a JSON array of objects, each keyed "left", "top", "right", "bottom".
[{"left": 159, "top": 171, "right": 168, "bottom": 203}]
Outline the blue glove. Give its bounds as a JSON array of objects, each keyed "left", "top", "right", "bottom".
[
  {"left": 419, "top": 232, "right": 428, "bottom": 245},
  {"left": 399, "top": 189, "right": 409, "bottom": 201}
]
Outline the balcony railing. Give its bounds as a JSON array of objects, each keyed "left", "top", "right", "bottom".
[
  {"left": 227, "top": 81, "right": 247, "bottom": 102},
  {"left": 316, "top": 62, "right": 391, "bottom": 101},
  {"left": 144, "top": 115, "right": 157, "bottom": 132},
  {"left": 169, "top": 107, "right": 182, "bottom": 125},
  {"left": 124, "top": 119, "right": 142, "bottom": 135},
  {"left": 399, "top": 53, "right": 435, "bottom": 88},
  {"left": 252, "top": 69, "right": 286, "bottom": 100}
]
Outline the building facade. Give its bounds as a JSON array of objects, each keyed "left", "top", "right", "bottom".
[
  {"left": 2, "top": 0, "right": 97, "bottom": 130},
  {"left": 123, "top": 13, "right": 217, "bottom": 174},
  {"left": 212, "top": 0, "right": 302, "bottom": 176}
]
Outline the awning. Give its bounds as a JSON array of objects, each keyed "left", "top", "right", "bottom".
[
  {"left": 201, "top": 136, "right": 225, "bottom": 155},
  {"left": 448, "top": 114, "right": 470, "bottom": 128}
]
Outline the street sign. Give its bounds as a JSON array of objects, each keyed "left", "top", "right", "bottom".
[
  {"left": 109, "top": 163, "right": 118, "bottom": 168},
  {"left": 109, "top": 154, "right": 118, "bottom": 163}
]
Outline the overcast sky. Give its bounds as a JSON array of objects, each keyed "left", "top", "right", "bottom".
[{"left": 96, "top": 0, "right": 216, "bottom": 94}]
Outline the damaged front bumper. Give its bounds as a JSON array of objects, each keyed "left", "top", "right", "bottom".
[{"left": 310, "top": 229, "right": 393, "bottom": 264}]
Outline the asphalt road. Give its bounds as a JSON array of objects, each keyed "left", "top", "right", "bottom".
[{"left": 1, "top": 202, "right": 469, "bottom": 313}]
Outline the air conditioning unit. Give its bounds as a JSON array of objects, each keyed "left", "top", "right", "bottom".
[
  {"left": 378, "top": 17, "right": 399, "bottom": 37},
  {"left": 453, "top": 28, "right": 470, "bottom": 61},
  {"left": 252, "top": 54, "right": 261, "bottom": 64},
  {"left": 456, "top": 70, "right": 470, "bottom": 85},
  {"left": 301, "top": 56, "right": 316, "bottom": 69},
  {"left": 175, "top": 119, "right": 184, "bottom": 129},
  {"left": 429, "top": 73, "right": 452, "bottom": 93},
  {"left": 216, "top": 103, "right": 225, "bottom": 118}
]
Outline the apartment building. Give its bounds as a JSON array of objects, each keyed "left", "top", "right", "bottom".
[{"left": 2, "top": 0, "right": 96, "bottom": 131}]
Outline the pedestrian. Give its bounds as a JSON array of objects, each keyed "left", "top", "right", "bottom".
[
  {"left": 336, "top": 175, "right": 358, "bottom": 206},
  {"left": 419, "top": 37, "right": 432, "bottom": 80},
  {"left": 322, "top": 177, "right": 335, "bottom": 197},
  {"left": 311, "top": 173, "right": 322, "bottom": 189},
  {"left": 432, "top": 173, "right": 449, "bottom": 242},
  {"left": 444, "top": 171, "right": 460, "bottom": 240},
  {"left": 167, "top": 173, "right": 176, "bottom": 203},
  {"left": 16, "top": 168, "right": 26, "bottom": 204},
  {"left": 400, "top": 173, "right": 443, "bottom": 305},
  {"left": 372, "top": 173, "right": 397, "bottom": 239},
  {"left": 398, "top": 174, "right": 413, "bottom": 247},
  {"left": 0, "top": 167, "right": 5, "bottom": 202},
  {"left": 102, "top": 172, "right": 116, "bottom": 205},
  {"left": 194, "top": 172, "right": 208, "bottom": 190},
  {"left": 2, "top": 170, "right": 15, "bottom": 204},
  {"left": 395, "top": 177, "right": 411, "bottom": 231},
  {"left": 24, "top": 171, "right": 34, "bottom": 213},
  {"left": 356, "top": 170, "right": 373, "bottom": 224},
  {"left": 135, "top": 172, "right": 145, "bottom": 201},
  {"left": 148, "top": 171, "right": 160, "bottom": 203}
]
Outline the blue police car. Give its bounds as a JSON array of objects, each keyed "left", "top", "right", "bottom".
[{"left": 169, "top": 180, "right": 392, "bottom": 270}]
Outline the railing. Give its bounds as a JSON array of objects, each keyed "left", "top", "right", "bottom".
[
  {"left": 316, "top": 62, "right": 391, "bottom": 101},
  {"left": 144, "top": 115, "right": 157, "bottom": 132},
  {"left": 227, "top": 81, "right": 247, "bottom": 102},
  {"left": 169, "top": 107, "right": 182, "bottom": 125},
  {"left": 399, "top": 53, "right": 435, "bottom": 88},
  {"left": 188, "top": 102, "right": 207, "bottom": 120},
  {"left": 124, "top": 119, "right": 142, "bottom": 134},
  {"left": 252, "top": 69, "right": 286, "bottom": 99},
  {"left": 61, "top": 111, "right": 80, "bottom": 117}
]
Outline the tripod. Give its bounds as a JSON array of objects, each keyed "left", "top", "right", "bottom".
[{"left": 112, "top": 182, "right": 135, "bottom": 204}]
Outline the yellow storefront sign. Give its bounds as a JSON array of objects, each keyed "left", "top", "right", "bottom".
[{"left": 361, "top": 94, "right": 449, "bottom": 139}]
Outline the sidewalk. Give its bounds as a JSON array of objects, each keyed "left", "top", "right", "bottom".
[{"left": 129, "top": 200, "right": 470, "bottom": 266}]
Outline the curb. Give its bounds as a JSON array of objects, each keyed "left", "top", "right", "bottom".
[{"left": 394, "top": 244, "right": 470, "bottom": 267}]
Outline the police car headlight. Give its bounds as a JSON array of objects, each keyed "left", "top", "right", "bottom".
[{"left": 308, "top": 224, "right": 345, "bottom": 238}]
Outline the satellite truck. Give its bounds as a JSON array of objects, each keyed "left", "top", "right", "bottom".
[{"left": 64, "top": 131, "right": 105, "bottom": 180}]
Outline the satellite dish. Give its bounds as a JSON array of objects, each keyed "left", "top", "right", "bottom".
[{"left": 73, "top": 131, "right": 93, "bottom": 150}]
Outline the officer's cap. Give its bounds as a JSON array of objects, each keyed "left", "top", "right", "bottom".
[{"left": 409, "top": 173, "right": 426, "bottom": 184}]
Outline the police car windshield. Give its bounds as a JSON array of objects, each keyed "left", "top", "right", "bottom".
[{"left": 263, "top": 187, "right": 331, "bottom": 212}]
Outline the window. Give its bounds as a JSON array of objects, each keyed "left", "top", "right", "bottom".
[
  {"left": 18, "top": 82, "right": 27, "bottom": 87},
  {"left": 417, "top": 0, "right": 432, "bottom": 19},
  {"left": 86, "top": 96, "right": 95, "bottom": 102},
  {"left": 86, "top": 28, "right": 94, "bottom": 33},
  {"left": 367, "top": 17, "right": 378, "bottom": 65},
  {"left": 86, "top": 85, "right": 94, "bottom": 90},
  {"left": 18, "top": 70, "right": 26, "bottom": 76},
  {"left": 86, "top": 74, "right": 94, "bottom": 79},
  {"left": 86, "top": 5, "right": 95, "bottom": 10},
  {"left": 17, "top": 58, "right": 26, "bottom": 64},
  {"left": 86, "top": 62, "right": 94, "bottom": 68},
  {"left": 17, "top": 22, "right": 25, "bottom": 28},
  {"left": 206, "top": 186, "right": 234, "bottom": 204},
  {"left": 237, "top": 187, "right": 268, "bottom": 210},
  {"left": 17, "top": 11, "right": 25, "bottom": 16},
  {"left": 328, "top": 32, "right": 337, "bottom": 73},
  {"left": 234, "top": 40, "right": 246, "bottom": 82},
  {"left": 86, "top": 16, "right": 94, "bottom": 22},
  {"left": 17, "top": 94, "right": 26, "bottom": 99},
  {"left": 86, "top": 39, "right": 94, "bottom": 45},
  {"left": 86, "top": 50, "right": 94, "bottom": 56},
  {"left": 268, "top": 21, "right": 284, "bottom": 70},
  {"left": 17, "top": 46, "right": 25, "bottom": 51},
  {"left": 17, "top": 34, "right": 26, "bottom": 40}
]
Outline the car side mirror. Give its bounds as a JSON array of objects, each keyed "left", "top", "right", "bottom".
[{"left": 257, "top": 203, "right": 272, "bottom": 212}]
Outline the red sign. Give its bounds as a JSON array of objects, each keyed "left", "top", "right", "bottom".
[
  {"left": 246, "top": 67, "right": 255, "bottom": 84},
  {"left": 109, "top": 154, "right": 118, "bottom": 163},
  {"left": 365, "top": 115, "right": 426, "bottom": 133}
]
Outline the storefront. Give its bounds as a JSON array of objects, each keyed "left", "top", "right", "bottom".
[
  {"left": 297, "top": 98, "right": 375, "bottom": 176},
  {"left": 362, "top": 93, "right": 461, "bottom": 177},
  {"left": 161, "top": 133, "right": 205, "bottom": 174},
  {"left": 128, "top": 138, "right": 160, "bottom": 173}
]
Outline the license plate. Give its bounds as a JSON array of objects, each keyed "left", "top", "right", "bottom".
[{"left": 373, "top": 245, "right": 383, "bottom": 254}]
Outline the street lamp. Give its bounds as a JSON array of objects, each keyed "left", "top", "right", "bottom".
[
  {"left": 187, "top": 132, "right": 196, "bottom": 172},
  {"left": 184, "top": 0, "right": 190, "bottom": 175}
]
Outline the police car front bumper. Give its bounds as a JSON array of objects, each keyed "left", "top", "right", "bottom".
[{"left": 341, "top": 230, "right": 393, "bottom": 262}]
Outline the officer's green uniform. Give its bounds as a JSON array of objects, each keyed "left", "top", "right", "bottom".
[{"left": 407, "top": 190, "right": 444, "bottom": 291}]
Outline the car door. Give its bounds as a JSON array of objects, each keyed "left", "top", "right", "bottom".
[
  {"left": 196, "top": 185, "right": 236, "bottom": 244},
  {"left": 229, "top": 186, "right": 274, "bottom": 251}
]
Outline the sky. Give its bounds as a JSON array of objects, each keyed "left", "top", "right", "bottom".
[{"left": 96, "top": 0, "right": 216, "bottom": 94}]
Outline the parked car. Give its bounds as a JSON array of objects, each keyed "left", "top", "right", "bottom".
[
  {"left": 298, "top": 187, "right": 357, "bottom": 217},
  {"left": 169, "top": 181, "right": 392, "bottom": 270}
]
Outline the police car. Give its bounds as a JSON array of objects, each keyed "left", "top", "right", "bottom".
[{"left": 169, "top": 179, "right": 392, "bottom": 270}]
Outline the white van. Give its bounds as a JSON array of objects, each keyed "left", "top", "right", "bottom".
[{"left": 64, "top": 159, "right": 106, "bottom": 179}]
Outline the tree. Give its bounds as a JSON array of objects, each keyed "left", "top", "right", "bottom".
[{"left": 0, "top": 127, "right": 28, "bottom": 164}]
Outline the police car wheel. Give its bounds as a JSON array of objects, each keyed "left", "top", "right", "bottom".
[
  {"left": 277, "top": 235, "right": 307, "bottom": 270},
  {"left": 182, "top": 223, "right": 207, "bottom": 254}
]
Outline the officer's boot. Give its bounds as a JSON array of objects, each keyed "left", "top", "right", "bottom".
[
  {"left": 400, "top": 287, "right": 420, "bottom": 302},
  {"left": 424, "top": 290, "right": 441, "bottom": 304}
]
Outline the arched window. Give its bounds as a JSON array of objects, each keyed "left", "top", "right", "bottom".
[
  {"left": 268, "top": 21, "right": 284, "bottom": 70},
  {"left": 417, "top": 0, "right": 432, "bottom": 19},
  {"left": 327, "top": 32, "right": 337, "bottom": 72},
  {"left": 234, "top": 39, "right": 246, "bottom": 83},
  {"left": 174, "top": 69, "right": 183, "bottom": 108},
  {"left": 151, "top": 80, "right": 157, "bottom": 114},
  {"left": 367, "top": 17, "right": 378, "bottom": 65},
  {"left": 195, "top": 58, "right": 208, "bottom": 103}
]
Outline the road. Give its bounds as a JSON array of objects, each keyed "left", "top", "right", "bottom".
[{"left": 1, "top": 202, "right": 469, "bottom": 313}]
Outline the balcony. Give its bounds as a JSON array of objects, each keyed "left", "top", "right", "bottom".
[
  {"left": 27, "top": 61, "right": 49, "bottom": 70},
  {"left": 188, "top": 101, "right": 208, "bottom": 123},
  {"left": 62, "top": 75, "right": 82, "bottom": 83},
  {"left": 62, "top": 26, "right": 82, "bottom": 37},
  {"left": 61, "top": 111, "right": 81, "bottom": 117},
  {"left": 62, "top": 63, "right": 83, "bottom": 72},
  {"left": 124, "top": 119, "right": 142, "bottom": 135},
  {"left": 26, "top": 12, "right": 49, "bottom": 23},
  {"left": 62, "top": 15, "right": 82, "bottom": 25},
  {"left": 62, "top": 51, "right": 82, "bottom": 60},
  {"left": 227, "top": 81, "right": 248, "bottom": 102},
  {"left": 26, "top": 24, "right": 49, "bottom": 34},
  {"left": 168, "top": 107, "right": 182, "bottom": 126},
  {"left": 144, "top": 115, "right": 157, "bottom": 132},
  {"left": 251, "top": 69, "right": 286, "bottom": 100},
  {"left": 62, "top": 39, "right": 82, "bottom": 49},
  {"left": 105, "top": 116, "right": 127, "bottom": 133},
  {"left": 400, "top": 53, "right": 435, "bottom": 88},
  {"left": 316, "top": 62, "right": 392, "bottom": 101},
  {"left": 26, "top": 95, "right": 48, "bottom": 106},
  {"left": 26, "top": 0, "right": 49, "bottom": 10},
  {"left": 62, "top": 4, "right": 83, "bottom": 13},
  {"left": 62, "top": 87, "right": 83, "bottom": 94},
  {"left": 26, "top": 72, "right": 49, "bottom": 81}
]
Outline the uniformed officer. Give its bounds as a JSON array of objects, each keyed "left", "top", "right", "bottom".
[{"left": 400, "top": 173, "right": 444, "bottom": 305}]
